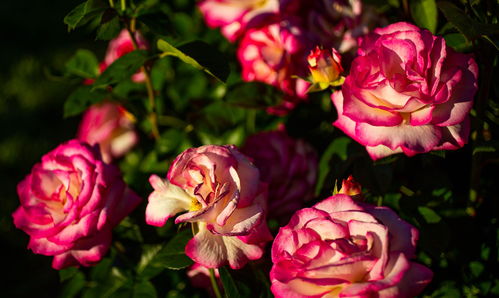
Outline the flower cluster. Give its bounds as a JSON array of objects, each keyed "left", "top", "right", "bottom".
[{"left": 199, "top": 0, "right": 374, "bottom": 114}]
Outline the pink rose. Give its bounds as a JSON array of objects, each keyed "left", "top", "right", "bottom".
[
  {"left": 282, "top": 0, "right": 364, "bottom": 53},
  {"left": 237, "top": 20, "right": 311, "bottom": 115},
  {"left": 270, "top": 194, "right": 433, "bottom": 297},
  {"left": 242, "top": 129, "right": 317, "bottom": 221},
  {"left": 145, "top": 145, "right": 272, "bottom": 269},
  {"left": 102, "top": 29, "right": 149, "bottom": 82},
  {"left": 77, "top": 102, "right": 138, "bottom": 163},
  {"left": 198, "top": 0, "right": 279, "bottom": 42},
  {"left": 12, "top": 140, "right": 141, "bottom": 270},
  {"left": 332, "top": 22, "right": 478, "bottom": 160}
]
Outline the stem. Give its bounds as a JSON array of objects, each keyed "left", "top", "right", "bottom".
[
  {"left": 402, "top": 0, "right": 409, "bottom": 17},
  {"left": 125, "top": 24, "right": 160, "bottom": 140},
  {"left": 108, "top": 0, "right": 115, "bottom": 8},
  {"left": 209, "top": 268, "right": 223, "bottom": 298},
  {"left": 120, "top": 0, "right": 126, "bottom": 11}
]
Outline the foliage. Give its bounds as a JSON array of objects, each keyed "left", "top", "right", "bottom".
[{"left": 2, "top": 0, "right": 498, "bottom": 297}]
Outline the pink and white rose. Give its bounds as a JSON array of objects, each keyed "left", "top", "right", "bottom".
[
  {"left": 242, "top": 129, "right": 317, "bottom": 221},
  {"left": 145, "top": 145, "right": 272, "bottom": 269},
  {"left": 332, "top": 22, "right": 478, "bottom": 160},
  {"left": 102, "top": 29, "right": 149, "bottom": 82},
  {"left": 198, "top": 0, "right": 279, "bottom": 42},
  {"left": 187, "top": 263, "right": 221, "bottom": 290},
  {"left": 237, "top": 20, "right": 311, "bottom": 115},
  {"left": 307, "top": 46, "right": 344, "bottom": 87},
  {"left": 77, "top": 102, "right": 138, "bottom": 163},
  {"left": 12, "top": 140, "right": 141, "bottom": 270},
  {"left": 270, "top": 193, "right": 433, "bottom": 297}
]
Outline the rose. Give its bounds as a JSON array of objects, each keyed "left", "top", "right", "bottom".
[
  {"left": 77, "top": 102, "right": 138, "bottom": 163},
  {"left": 332, "top": 22, "right": 478, "bottom": 160},
  {"left": 237, "top": 20, "right": 310, "bottom": 115},
  {"left": 307, "top": 46, "right": 344, "bottom": 87},
  {"left": 281, "top": 0, "right": 364, "bottom": 53},
  {"left": 242, "top": 129, "right": 317, "bottom": 222},
  {"left": 198, "top": 0, "right": 278, "bottom": 42},
  {"left": 270, "top": 193, "right": 433, "bottom": 297},
  {"left": 145, "top": 145, "right": 272, "bottom": 269},
  {"left": 101, "top": 29, "right": 149, "bottom": 82},
  {"left": 77, "top": 102, "right": 137, "bottom": 162},
  {"left": 12, "top": 140, "right": 141, "bottom": 270}
]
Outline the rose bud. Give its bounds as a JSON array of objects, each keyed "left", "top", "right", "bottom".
[
  {"left": 145, "top": 145, "right": 272, "bottom": 269},
  {"left": 77, "top": 102, "right": 138, "bottom": 163},
  {"left": 271, "top": 193, "right": 433, "bottom": 297},
  {"left": 12, "top": 140, "right": 141, "bottom": 270},
  {"left": 338, "top": 175, "right": 362, "bottom": 198},
  {"left": 307, "top": 46, "right": 344, "bottom": 87}
]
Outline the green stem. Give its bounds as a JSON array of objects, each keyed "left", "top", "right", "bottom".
[
  {"left": 125, "top": 24, "right": 160, "bottom": 140},
  {"left": 108, "top": 0, "right": 115, "bottom": 8},
  {"left": 209, "top": 268, "right": 223, "bottom": 298},
  {"left": 120, "top": 0, "right": 126, "bottom": 11}
]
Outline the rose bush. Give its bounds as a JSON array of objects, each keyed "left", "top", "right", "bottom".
[
  {"left": 332, "top": 22, "right": 478, "bottom": 160},
  {"left": 270, "top": 193, "right": 433, "bottom": 297},
  {"left": 12, "top": 140, "right": 141, "bottom": 270},
  {"left": 242, "top": 129, "right": 317, "bottom": 221},
  {"left": 145, "top": 145, "right": 272, "bottom": 269},
  {"left": 77, "top": 102, "right": 138, "bottom": 163}
]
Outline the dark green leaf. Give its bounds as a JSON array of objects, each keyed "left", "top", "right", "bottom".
[
  {"left": 219, "top": 267, "right": 240, "bottom": 298},
  {"left": 138, "top": 13, "right": 172, "bottom": 36},
  {"left": 64, "top": 85, "right": 108, "bottom": 118},
  {"left": 133, "top": 280, "right": 157, "bottom": 298},
  {"left": 93, "top": 50, "right": 149, "bottom": 89},
  {"left": 64, "top": 0, "right": 105, "bottom": 31},
  {"left": 60, "top": 271, "right": 85, "bottom": 298},
  {"left": 158, "top": 39, "right": 230, "bottom": 82},
  {"left": 65, "top": 49, "right": 99, "bottom": 78},
  {"left": 136, "top": 229, "right": 193, "bottom": 279},
  {"left": 59, "top": 267, "right": 79, "bottom": 282},
  {"left": 411, "top": 0, "right": 437, "bottom": 33},
  {"left": 315, "top": 137, "right": 351, "bottom": 195},
  {"left": 438, "top": 1, "right": 478, "bottom": 40},
  {"left": 444, "top": 33, "right": 472, "bottom": 51},
  {"left": 96, "top": 10, "right": 121, "bottom": 40},
  {"left": 418, "top": 206, "right": 442, "bottom": 224},
  {"left": 224, "top": 82, "right": 280, "bottom": 109}
]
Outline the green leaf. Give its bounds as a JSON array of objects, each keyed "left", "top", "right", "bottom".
[
  {"left": 219, "top": 267, "right": 240, "bottom": 298},
  {"left": 133, "top": 280, "right": 157, "bottom": 298},
  {"left": 473, "top": 146, "right": 497, "bottom": 155},
  {"left": 93, "top": 50, "right": 149, "bottom": 89},
  {"left": 438, "top": 1, "right": 479, "bottom": 40},
  {"left": 60, "top": 271, "right": 86, "bottom": 298},
  {"left": 418, "top": 206, "right": 442, "bottom": 224},
  {"left": 157, "top": 39, "right": 230, "bottom": 82},
  {"left": 224, "top": 82, "right": 280, "bottom": 109},
  {"left": 411, "top": 0, "right": 437, "bottom": 33},
  {"left": 96, "top": 10, "right": 121, "bottom": 40},
  {"left": 64, "top": 0, "right": 105, "bottom": 31},
  {"left": 315, "top": 137, "right": 351, "bottom": 195},
  {"left": 136, "top": 229, "right": 193, "bottom": 279},
  {"left": 59, "top": 267, "right": 79, "bottom": 282},
  {"left": 64, "top": 86, "right": 108, "bottom": 118},
  {"left": 65, "top": 49, "right": 99, "bottom": 78}
]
